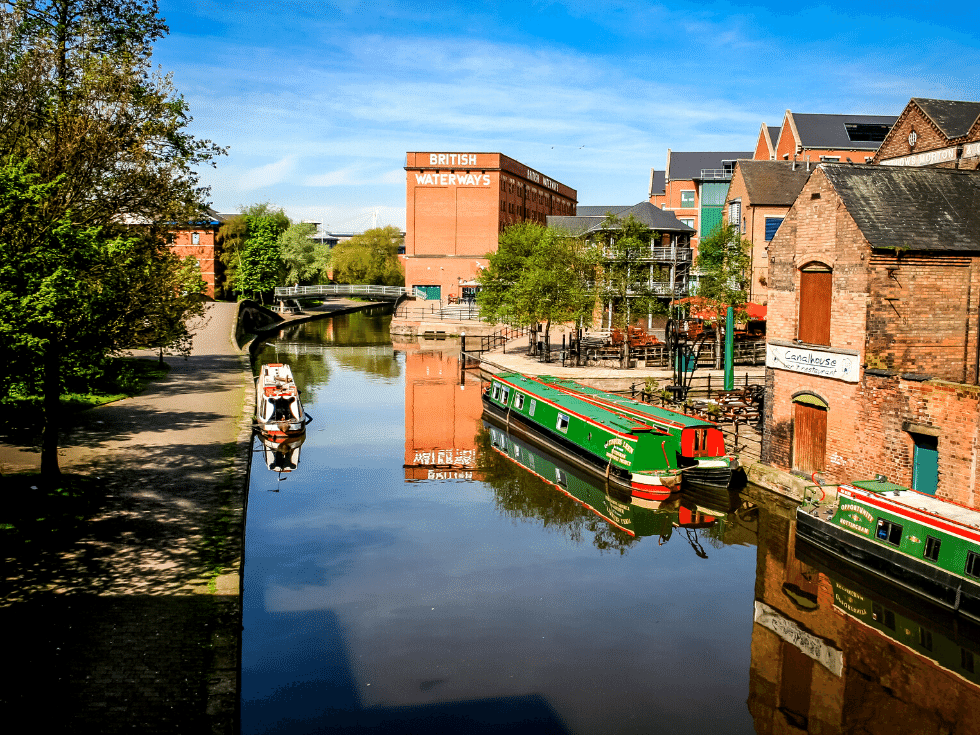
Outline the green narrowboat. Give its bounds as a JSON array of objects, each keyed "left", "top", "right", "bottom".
[
  {"left": 797, "top": 480, "right": 980, "bottom": 621},
  {"left": 482, "top": 372, "right": 740, "bottom": 499},
  {"left": 484, "top": 422, "right": 727, "bottom": 551}
]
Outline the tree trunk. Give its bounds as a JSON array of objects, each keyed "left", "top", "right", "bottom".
[{"left": 41, "top": 339, "right": 62, "bottom": 480}]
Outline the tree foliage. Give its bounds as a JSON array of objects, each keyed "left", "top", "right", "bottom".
[
  {"left": 235, "top": 207, "right": 288, "bottom": 302},
  {"left": 330, "top": 225, "right": 404, "bottom": 286},
  {"left": 478, "top": 222, "right": 594, "bottom": 344},
  {"left": 0, "top": 1, "right": 222, "bottom": 478},
  {"left": 594, "top": 214, "right": 667, "bottom": 327},
  {"left": 693, "top": 222, "right": 752, "bottom": 309},
  {"left": 280, "top": 221, "right": 329, "bottom": 285}
]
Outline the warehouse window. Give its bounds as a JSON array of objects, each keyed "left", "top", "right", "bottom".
[{"left": 680, "top": 190, "right": 695, "bottom": 207}]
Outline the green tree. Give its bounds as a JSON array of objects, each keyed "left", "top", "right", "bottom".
[
  {"left": 478, "top": 222, "right": 594, "bottom": 351},
  {"left": 215, "top": 214, "right": 246, "bottom": 300},
  {"left": 330, "top": 225, "right": 404, "bottom": 286},
  {"left": 594, "top": 213, "right": 668, "bottom": 328},
  {"left": 236, "top": 213, "right": 287, "bottom": 303},
  {"left": 0, "top": 1, "right": 223, "bottom": 478},
  {"left": 693, "top": 222, "right": 752, "bottom": 309},
  {"left": 280, "top": 221, "right": 328, "bottom": 285},
  {"left": 222, "top": 203, "right": 289, "bottom": 301}
]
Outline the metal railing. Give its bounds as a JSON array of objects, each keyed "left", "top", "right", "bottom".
[
  {"left": 274, "top": 284, "right": 411, "bottom": 299},
  {"left": 394, "top": 303, "right": 483, "bottom": 321},
  {"left": 538, "top": 337, "right": 765, "bottom": 368}
]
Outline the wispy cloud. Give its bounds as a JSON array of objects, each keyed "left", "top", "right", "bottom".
[{"left": 239, "top": 156, "right": 299, "bottom": 191}]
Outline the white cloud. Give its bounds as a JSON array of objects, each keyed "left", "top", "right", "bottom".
[{"left": 239, "top": 155, "right": 299, "bottom": 191}]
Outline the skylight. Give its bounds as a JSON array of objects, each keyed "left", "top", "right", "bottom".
[{"left": 844, "top": 123, "right": 890, "bottom": 142}]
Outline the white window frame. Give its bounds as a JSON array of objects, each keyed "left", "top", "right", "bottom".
[{"left": 680, "top": 190, "right": 696, "bottom": 208}]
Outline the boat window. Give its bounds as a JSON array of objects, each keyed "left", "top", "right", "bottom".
[
  {"left": 492, "top": 383, "right": 500, "bottom": 401},
  {"left": 529, "top": 400, "right": 536, "bottom": 417},
  {"left": 962, "top": 649, "right": 976, "bottom": 674},
  {"left": 924, "top": 536, "right": 941, "bottom": 562},
  {"left": 875, "top": 518, "right": 903, "bottom": 547},
  {"left": 555, "top": 468, "right": 568, "bottom": 488},
  {"left": 966, "top": 551, "right": 980, "bottom": 580},
  {"left": 514, "top": 393, "right": 525, "bottom": 410},
  {"left": 556, "top": 413, "right": 570, "bottom": 433},
  {"left": 919, "top": 628, "right": 933, "bottom": 652},
  {"left": 512, "top": 445, "right": 520, "bottom": 459},
  {"left": 872, "top": 602, "right": 896, "bottom": 630},
  {"left": 501, "top": 386, "right": 510, "bottom": 404}
]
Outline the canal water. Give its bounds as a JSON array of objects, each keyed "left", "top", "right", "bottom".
[{"left": 242, "top": 309, "right": 980, "bottom": 734}]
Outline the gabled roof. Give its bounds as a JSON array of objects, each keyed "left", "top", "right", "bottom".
[
  {"left": 790, "top": 112, "right": 898, "bottom": 151},
  {"left": 822, "top": 164, "right": 980, "bottom": 253},
  {"left": 735, "top": 160, "right": 812, "bottom": 206},
  {"left": 911, "top": 98, "right": 980, "bottom": 140},
  {"left": 666, "top": 151, "right": 752, "bottom": 181},
  {"left": 549, "top": 201, "right": 694, "bottom": 236}
]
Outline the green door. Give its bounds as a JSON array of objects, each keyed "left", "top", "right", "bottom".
[{"left": 911, "top": 433, "right": 939, "bottom": 495}]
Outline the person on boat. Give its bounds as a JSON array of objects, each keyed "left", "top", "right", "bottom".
[{"left": 272, "top": 395, "right": 295, "bottom": 421}]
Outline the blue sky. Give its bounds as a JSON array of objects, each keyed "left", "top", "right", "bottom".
[{"left": 155, "top": 0, "right": 980, "bottom": 232}]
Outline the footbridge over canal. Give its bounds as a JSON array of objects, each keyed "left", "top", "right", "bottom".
[{"left": 274, "top": 284, "right": 421, "bottom": 302}]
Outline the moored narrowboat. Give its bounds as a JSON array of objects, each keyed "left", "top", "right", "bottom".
[
  {"left": 254, "top": 363, "right": 309, "bottom": 437},
  {"left": 797, "top": 479, "right": 980, "bottom": 621},
  {"left": 482, "top": 372, "right": 740, "bottom": 498}
]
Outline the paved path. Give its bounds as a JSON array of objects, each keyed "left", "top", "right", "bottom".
[{"left": 1, "top": 302, "right": 253, "bottom": 734}]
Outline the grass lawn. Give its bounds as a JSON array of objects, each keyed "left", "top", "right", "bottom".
[{"left": 0, "top": 357, "right": 170, "bottom": 443}]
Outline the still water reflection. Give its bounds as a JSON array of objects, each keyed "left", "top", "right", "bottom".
[{"left": 242, "top": 310, "right": 980, "bottom": 735}]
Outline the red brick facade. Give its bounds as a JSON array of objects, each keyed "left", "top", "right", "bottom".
[
  {"left": 404, "top": 152, "right": 576, "bottom": 302},
  {"left": 763, "top": 166, "right": 980, "bottom": 507},
  {"left": 170, "top": 224, "right": 220, "bottom": 298}
]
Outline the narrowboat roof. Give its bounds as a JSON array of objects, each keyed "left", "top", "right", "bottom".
[
  {"left": 844, "top": 482, "right": 980, "bottom": 532},
  {"left": 493, "top": 373, "right": 716, "bottom": 434}
]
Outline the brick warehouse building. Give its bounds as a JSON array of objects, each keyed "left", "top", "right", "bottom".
[
  {"left": 404, "top": 152, "right": 577, "bottom": 302},
  {"left": 167, "top": 209, "right": 224, "bottom": 298},
  {"left": 762, "top": 164, "right": 980, "bottom": 507}
]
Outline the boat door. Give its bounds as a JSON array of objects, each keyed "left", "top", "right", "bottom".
[{"left": 910, "top": 432, "right": 939, "bottom": 495}]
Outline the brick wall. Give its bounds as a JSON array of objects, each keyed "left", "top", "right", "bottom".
[
  {"left": 171, "top": 228, "right": 218, "bottom": 298},
  {"left": 866, "top": 253, "right": 980, "bottom": 382}
]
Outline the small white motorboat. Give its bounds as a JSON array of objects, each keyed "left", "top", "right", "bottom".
[{"left": 255, "top": 363, "right": 309, "bottom": 437}]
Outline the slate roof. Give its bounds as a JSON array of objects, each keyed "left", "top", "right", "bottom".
[
  {"left": 549, "top": 201, "right": 694, "bottom": 236},
  {"left": 575, "top": 205, "right": 631, "bottom": 217},
  {"left": 666, "top": 151, "right": 752, "bottom": 180},
  {"left": 735, "top": 160, "right": 812, "bottom": 206},
  {"left": 912, "top": 98, "right": 980, "bottom": 140},
  {"left": 792, "top": 113, "right": 898, "bottom": 151},
  {"left": 649, "top": 169, "right": 666, "bottom": 196},
  {"left": 822, "top": 164, "right": 980, "bottom": 253}
]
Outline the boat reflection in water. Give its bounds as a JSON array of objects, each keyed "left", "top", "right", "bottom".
[
  {"left": 479, "top": 422, "right": 755, "bottom": 555},
  {"left": 749, "top": 491, "right": 980, "bottom": 733},
  {"left": 257, "top": 432, "right": 306, "bottom": 485}
]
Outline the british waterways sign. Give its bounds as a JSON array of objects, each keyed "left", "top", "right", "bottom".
[{"left": 766, "top": 342, "right": 859, "bottom": 383}]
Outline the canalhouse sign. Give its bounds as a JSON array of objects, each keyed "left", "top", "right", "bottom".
[
  {"left": 766, "top": 341, "right": 859, "bottom": 383},
  {"left": 754, "top": 601, "right": 844, "bottom": 675}
]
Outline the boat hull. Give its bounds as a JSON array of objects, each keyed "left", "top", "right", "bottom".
[
  {"left": 797, "top": 508, "right": 980, "bottom": 622},
  {"left": 483, "top": 396, "right": 679, "bottom": 499}
]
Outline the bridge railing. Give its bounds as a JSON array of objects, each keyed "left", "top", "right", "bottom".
[{"left": 274, "top": 284, "right": 412, "bottom": 299}]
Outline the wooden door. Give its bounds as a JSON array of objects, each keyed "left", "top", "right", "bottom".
[
  {"left": 794, "top": 402, "right": 827, "bottom": 474},
  {"left": 798, "top": 268, "right": 832, "bottom": 345}
]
